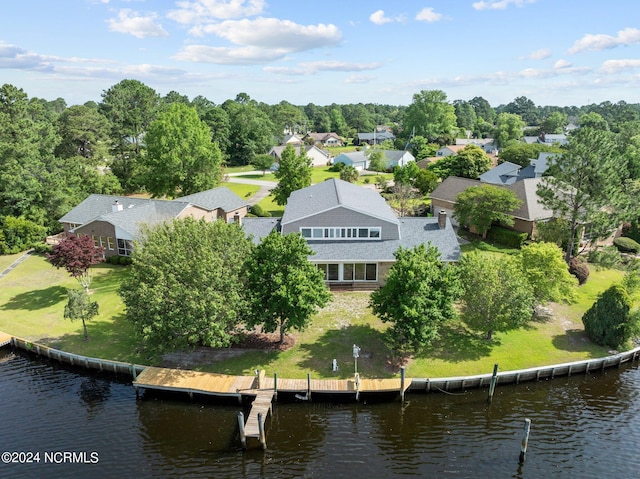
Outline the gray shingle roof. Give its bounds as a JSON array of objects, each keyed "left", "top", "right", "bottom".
[
  {"left": 175, "top": 186, "right": 247, "bottom": 212},
  {"left": 95, "top": 201, "right": 189, "bottom": 238},
  {"left": 479, "top": 161, "right": 521, "bottom": 185},
  {"left": 59, "top": 194, "right": 155, "bottom": 225},
  {"left": 242, "top": 217, "right": 280, "bottom": 244},
  {"left": 281, "top": 178, "right": 399, "bottom": 226},
  {"left": 306, "top": 217, "right": 460, "bottom": 262},
  {"left": 430, "top": 177, "right": 482, "bottom": 203}
]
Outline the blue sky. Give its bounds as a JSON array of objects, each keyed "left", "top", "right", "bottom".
[{"left": 2, "top": 0, "right": 640, "bottom": 108}]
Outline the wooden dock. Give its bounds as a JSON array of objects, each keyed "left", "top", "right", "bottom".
[{"left": 0, "top": 331, "right": 12, "bottom": 348}]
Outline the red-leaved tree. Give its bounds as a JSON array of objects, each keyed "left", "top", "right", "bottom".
[{"left": 47, "top": 235, "right": 105, "bottom": 292}]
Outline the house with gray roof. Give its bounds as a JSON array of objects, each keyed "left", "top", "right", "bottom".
[
  {"left": 59, "top": 187, "right": 248, "bottom": 258},
  {"left": 268, "top": 144, "right": 331, "bottom": 167},
  {"left": 333, "top": 149, "right": 415, "bottom": 171},
  {"left": 242, "top": 178, "right": 460, "bottom": 288},
  {"left": 430, "top": 176, "right": 553, "bottom": 238},
  {"left": 480, "top": 152, "right": 555, "bottom": 186},
  {"left": 356, "top": 131, "right": 396, "bottom": 146}
]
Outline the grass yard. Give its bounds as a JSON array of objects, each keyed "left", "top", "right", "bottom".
[
  {"left": 0, "top": 252, "right": 635, "bottom": 379},
  {"left": 221, "top": 182, "right": 261, "bottom": 201}
]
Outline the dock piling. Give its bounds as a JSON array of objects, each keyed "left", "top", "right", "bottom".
[
  {"left": 307, "top": 373, "right": 312, "bottom": 402},
  {"left": 487, "top": 364, "right": 498, "bottom": 404},
  {"left": 400, "top": 367, "right": 406, "bottom": 402},
  {"left": 519, "top": 418, "right": 531, "bottom": 464},
  {"left": 273, "top": 372, "right": 278, "bottom": 401},
  {"left": 238, "top": 412, "right": 247, "bottom": 449},
  {"left": 258, "top": 412, "right": 266, "bottom": 450}
]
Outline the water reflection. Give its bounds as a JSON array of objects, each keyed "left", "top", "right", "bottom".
[{"left": 2, "top": 348, "right": 640, "bottom": 478}]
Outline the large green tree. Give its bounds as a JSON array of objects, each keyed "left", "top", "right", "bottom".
[
  {"left": 369, "top": 243, "right": 461, "bottom": 353},
  {"left": 404, "top": 90, "right": 457, "bottom": 144},
  {"left": 271, "top": 144, "right": 312, "bottom": 205},
  {"left": 429, "top": 145, "right": 492, "bottom": 180},
  {"left": 454, "top": 185, "right": 521, "bottom": 238},
  {"left": 494, "top": 112, "right": 525, "bottom": 148},
  {"left": 143, "top": 103, "right": 222, "bottom": 198},
  {"left": 519, "top": 242, "right": 577, "bottom": 304},
  {"left": 459, "top": 253, "right": 535, "bottom": 340},
  {"left": 55, "top": 104, "right": 110, "bottom": 161},
  {"left": 119, "top": 218, "right": 252, "bottom": 351},
  {"left": 223, "top": 98, "right": 275, "bottom": 166},
  {"left": 99, "top": 79, "right": 161, "bottom": 191},
  {"left": 537, "top": 127, "right": 623, "bottom": 262},
  {"left": 246, "top": 231, "right": 331, "bottom": 343}
]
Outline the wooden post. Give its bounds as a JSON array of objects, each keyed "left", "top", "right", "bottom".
[
  {"left": 131, "top": 364, "right": 137, "bottom": 380},
  {"left": 273, "top": 372, "right": 278, "bottom": 401},
  {"left": 400, "top": 366, "right": 406, "bottom": 402},
  {"left": 238, "top": 412, "right": 247, "bottom": 449},
  {"left": 487, "top": 364, "right": 498, "bottom": 404},
  {"left": 307, "top": 373, "right": 312, "bottom": 402},
  {"left": 355, "top": 373, "right": 360, "bottom": 402},
  {"left": 258, "top": 412, "right": 267, "bottom": 450},
  {"left": 519, "top": 418, "right": 531, "bottom": 464}
]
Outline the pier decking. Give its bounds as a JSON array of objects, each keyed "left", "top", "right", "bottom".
[{"left": 0, "top": 332, "right": 11, "bottom": 347}]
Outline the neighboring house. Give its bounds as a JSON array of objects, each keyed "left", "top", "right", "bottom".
[
  {"left": 455, "top": 138, "right": 497, "bottom": 154},
  {"left": 282, "top": 134, "right": 304, "bottom": 146},
  {"left": 333, "top": 149, "right": 415, "bottom": 171},
  {"left": 435, "top": 145, "right": 466, "bottom": 157},
  {"left": 268, "top": 145, "right": 331, "bottom": 167},
  {"left": 59, "top": 187, "right": 248, "bottom": 258},
  {"left": 303, "top": 132, "right": 343, "bottom": 147},
  {"left": 430, "top": 176, "right": 553, "bottom": 238},
  {"left": 242, "top": 179, "right": 460, "bottom": 289},
  {"left": 356, "top": 131, "right": 396, "bottom": 146},
  {"left": 480, "top": 152, "right": 554, "bottom": 186},
  {"left": 522, "top": 134, "right": 568, "bottom": 146}
]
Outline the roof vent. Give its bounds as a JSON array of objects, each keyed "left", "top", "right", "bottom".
[{"left": 112, "top": 200, "right": 124, "bottom": 213}]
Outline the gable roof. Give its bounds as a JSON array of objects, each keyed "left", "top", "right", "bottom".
[
  {"left": 176, "top": 186, "right": 247, "bottom": 212},
  {"left": 281, "top": 178, "right": 399, "bottom": 226},
  {"left": 357, "top": 131, "right": 395, "bottom": 141},
  {"left": 430, "top": 177, "right": 482, "bottom": 203},
  {"left": 479, "top": 161, "right": 521, "bottom": 185},
  {"left": 90, "top": 201, "right": 190, "bottom": 238},
  {"left": 59, "top": 194, "right": 156, "bottom": 225}
]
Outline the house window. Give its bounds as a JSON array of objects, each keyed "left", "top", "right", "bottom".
[
  {"left": 107, "top": 237, "right": 115, "bottom": 250},
  {"left": 317, "top": 263, "right": 377, "bottom": 282},
  {"left": 300, "top": 227, "right": 382, "bottom": 240},
  {"left": 117, "top": 239, "right": 134, "bottom": 256},
  {"left": 92, "top": 235, "right": 99, "bottom": 247},
  {"left": 99, "top": 236, "right": 107, "bottom": 248}
]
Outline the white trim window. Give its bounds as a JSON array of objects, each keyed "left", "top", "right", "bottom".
[
  {"left": 316, "top": 263, "right": 377, "bottom": 282},
  {"left": 117, "top": 238, "right": 134, "bottom": 256},
  {"left": 300, "top": 227, "right": 381, "bottom": 240}
]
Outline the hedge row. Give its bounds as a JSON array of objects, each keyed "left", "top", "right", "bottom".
[{"left": 486, "top": 226, "right": 528, "bottom": 248}]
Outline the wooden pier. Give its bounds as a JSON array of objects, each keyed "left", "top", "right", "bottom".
[{"left": 0, "top": 331, "right": 11, "bottom": 348}]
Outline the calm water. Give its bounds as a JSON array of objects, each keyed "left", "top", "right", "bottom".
[{"left": 1, "top": 348, "right": 640, "bottom": 479}]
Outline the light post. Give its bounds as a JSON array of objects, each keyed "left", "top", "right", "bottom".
[{"left": 353, "top": 344, "right": 361, "bottom": 375}]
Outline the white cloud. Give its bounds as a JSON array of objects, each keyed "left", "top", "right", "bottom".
[
  {"left": 107, "top": 9, "right": 168, "bottom": 38},
  {"left": 193, "top": 17, "right": 341, "bottom": 52},
  {"left": 600, "top": 59, "right": 640, "bottom": 73},
  {"left": 173, "top": 44, "right": 286, "bottom": 64},
  {"left": 553, "top": 59, "right": 572, "bottom": 69},
  {"left": 569, "top": 27, "right": 640, "bottom": 54},
  {"left": 168, "top": 0, "right": 265, "bottom": 24},
  {"left": 369, "top": 10, "right": 393, "bottom": 25},
  {"left": 472, "top": 0, "right": 535, "bottom": 11},
  {"left": 345, "top": 74, "right": 375, "bottom": 84},
  {"left": 415, "top": 7, "right": 443, "bottom": 23},
  {"left": 263, "top": 61, "right": 381, "bottom": 76},
  {"left": 527, "top": 48, "right": 551, "bottom": 60}
]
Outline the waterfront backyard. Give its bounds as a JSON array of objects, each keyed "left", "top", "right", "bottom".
[{"left": 1, "top": 251, "right": 629, "bottom": 379}]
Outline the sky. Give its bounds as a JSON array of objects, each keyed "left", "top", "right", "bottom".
[{"left": 2, "top": 0, "right": 640, "bottom": 108}]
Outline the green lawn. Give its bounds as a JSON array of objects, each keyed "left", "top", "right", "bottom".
[
  {"left": 0, "top": 252, "right": 635, "bottom": 379},
  {"left": 221, "top": 182, "right": 260, "bottom": 201}
]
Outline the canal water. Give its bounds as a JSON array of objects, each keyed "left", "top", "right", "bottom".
[{"left": 1, "top": 348, "right": 639, "bottom": 479}]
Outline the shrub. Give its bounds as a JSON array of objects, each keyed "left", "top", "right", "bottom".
[
  {"left": 486, "top": 226, "right": 527, "bottom": 248},
  {"left": 582, "top": 284, "right": 634, "bottom": 349},
  {"left": 107, "top": 255, "right": 121, "bottom": 265},
  {"left": 250, "top": 204, "right": 271, "bottom": 217},
  {"left": 0, "top": 216, "right": 47, "bottom": 254},
  {"left": 625, "top": 219, "right": 640, "bottom": 243},
  {"left": 613, "top": 236, "right": 640, "bottom": 254},
  {"left": 569, "top": 257, "right": 590, "bottom": 285},
  {"left": 588, "top": 246, "right": 622, "bottom": 270},
  {"left": 329, "top": 162, "right": 346, "bottom": 172},
  {"left": 32, "top": 243, "right": 53, "bottom": 255}
]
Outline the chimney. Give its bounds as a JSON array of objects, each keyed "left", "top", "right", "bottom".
[
  {"left": 233, "top": 211, "right": 241, "bottom": 226},
  {"left": 112, "top": 200, "right": 123, "bottom": 213},
  {"left": 438, "top": 210, "right": 447, "bottom": 229}
]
